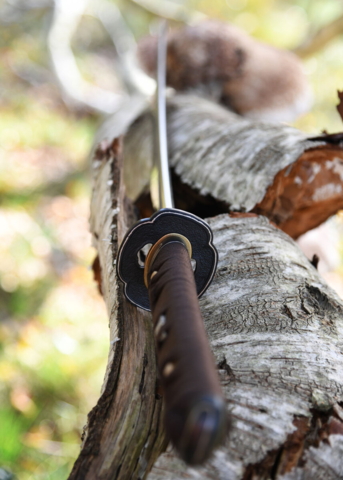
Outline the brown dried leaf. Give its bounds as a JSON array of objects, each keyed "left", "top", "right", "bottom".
[
  {"left": 337, "top": 90, "right": 343, "bottom": 122},
  {"left": 309, "top": 132, "right": 343, "bottom": 144}
]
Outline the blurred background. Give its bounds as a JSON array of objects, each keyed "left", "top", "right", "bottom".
[{"left": 0, "top": 0, "right": 343, "bottom": 478}]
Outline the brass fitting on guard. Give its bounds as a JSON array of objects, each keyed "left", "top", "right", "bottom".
[{"left": 144, "top": 233, "right": 192, "bottom": 288}]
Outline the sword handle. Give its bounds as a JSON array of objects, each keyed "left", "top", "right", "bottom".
[{"left": 146, "top": 237, "right": 228, "bottom": 465}]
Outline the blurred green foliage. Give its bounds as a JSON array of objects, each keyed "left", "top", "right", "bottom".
[{"left": 0, "top": 0, "right": 342, "bottom": 478}]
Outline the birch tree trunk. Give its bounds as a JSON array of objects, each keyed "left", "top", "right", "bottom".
[{"left": 68, "top": 97, "right": 343, "bottom": 480}]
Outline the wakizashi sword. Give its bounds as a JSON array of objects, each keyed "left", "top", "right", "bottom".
[{"left": 117, "top": 22, "right": 228, "bottom": 465}]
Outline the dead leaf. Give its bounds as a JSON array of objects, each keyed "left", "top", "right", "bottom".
[
  {"left": 337, "top": 90, "right": 343, "bottom": 122},
  {"left": 309, "top": 132, "right": 343, "bottom": 145}
]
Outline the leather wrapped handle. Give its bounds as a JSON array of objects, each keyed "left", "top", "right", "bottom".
[{"left": 147, "top": 239, "right": 228, "bottom": 465}]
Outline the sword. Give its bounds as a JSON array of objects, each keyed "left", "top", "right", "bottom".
[{"left": 117, "top": 22, "right": 228, "bottom": 465}]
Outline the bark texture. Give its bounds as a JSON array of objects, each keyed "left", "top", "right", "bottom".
[
  {"left": 123, "top": 94, "right": 343, "bottom": 238},
  {"left": 148, "top": 213, "right": 343, "bottom": 479},
  {"left": 68, "top": 139, "right": 167, "bottom": 480}
]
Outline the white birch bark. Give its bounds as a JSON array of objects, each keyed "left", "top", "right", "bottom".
[
  {"left": 122, "top": 94, "right": 324, "bottom": 205},
  {"left": 148, "top": 214, "right": 343, "bottom": 480},
  {"left": 166, "top": 95, "right": 324, "bottom": 212},
  {"left": 122, "top": 94, "right": 343, "bottom": 238}
]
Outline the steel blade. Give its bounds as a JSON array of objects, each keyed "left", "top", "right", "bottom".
[{"left": 156, "top": 21, "right": 174, "bottom": 209}]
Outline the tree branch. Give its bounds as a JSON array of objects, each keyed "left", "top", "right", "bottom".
[
  {"left": 127, "top": 0, "right": 206, "bottom": 24},
  {"left": 294, "top": 13, "right": 343, "bottom": 58},
  {"left": 47, "top": 0, "right": 154, "bottom": 114}
]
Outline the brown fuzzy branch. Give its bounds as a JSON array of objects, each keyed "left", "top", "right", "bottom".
[{"left": 138, "top": 21, "right": 312, "bottom": 122}]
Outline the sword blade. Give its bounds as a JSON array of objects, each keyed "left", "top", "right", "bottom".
[{"left": 156, "top": 21, "right": 174, "bottom": 209}]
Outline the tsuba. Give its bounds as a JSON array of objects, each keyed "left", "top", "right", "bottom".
[{"left": 117, "top": 208, "right": 218, "bottom": 310}]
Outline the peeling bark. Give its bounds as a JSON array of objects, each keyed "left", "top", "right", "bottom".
[
  {"left": 254, "top": 145, "right": 343, "bottom": 238},
  {"left": 123, "top": 94, "right": 343, "bottom": 238}
]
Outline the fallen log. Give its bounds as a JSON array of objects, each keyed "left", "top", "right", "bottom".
[{"left": 68, "top": 135, "right": 343, "bottom": 479}]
